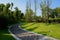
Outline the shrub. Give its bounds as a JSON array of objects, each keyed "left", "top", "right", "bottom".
[
  {"left": 0, "top": 16, "right": 9, "bottom": 30},
  {"left": 49, "top": 18, "right": 60, "bottom": 23}
]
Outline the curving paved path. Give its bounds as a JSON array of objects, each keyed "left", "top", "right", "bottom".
[{"left": 9, "top": 24, "right": 57, "bottom": 40}]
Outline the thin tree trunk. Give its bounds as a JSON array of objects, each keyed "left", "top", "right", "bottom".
[{"left": 34, "top": 0, "right": 37, "bottom": 20}]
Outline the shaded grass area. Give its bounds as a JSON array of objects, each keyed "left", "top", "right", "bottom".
[
  {"left": 0, "top": 29, "right": 15, "bottom": 40},
  {"left": 20, "top": 22, "right": 60, "bottom": 40}
]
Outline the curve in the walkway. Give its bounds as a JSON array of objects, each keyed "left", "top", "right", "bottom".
[{"left": 8, "top": 24, "right": 57, "bottom": 40}]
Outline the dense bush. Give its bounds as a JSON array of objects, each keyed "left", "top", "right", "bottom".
[
  {"left": 0, "top": 16, "right": 9, "bottom": 29},
  {"left": 49, "top": 18, "right": 60, "bottom": 23},
  {"left": 0, "top": 3, "right": 24, "bottom": 30},
  {"left": 0, "top": 16, "right": 20, "bottom": 30},
  {"left": 54, "top": 18, "right": 60, "bottom": 23}
]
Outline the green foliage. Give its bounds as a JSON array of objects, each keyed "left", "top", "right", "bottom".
[
  {"left": 40, "top": 0, "right": 51, "bottom": 23},
  {"left": 0, "top": 16, "right": 9, "bottom": 29},
  {"left": 0, "top": 3, "right": 24, "bottom": 29},
  {"left": 25, "top": 8, "right": 34, "bottom": 22},
  {"left": 11, "top": 2, "right": 13, "bottom": 10},
  {"left": 53, "top": 8, "right": 60, "bottom": 18},
  {"left": 14, "top": 7, "right": 21, "bottom": 20},
  {"left": 40, "top": 3, "right": 60, "bottom": 23}
]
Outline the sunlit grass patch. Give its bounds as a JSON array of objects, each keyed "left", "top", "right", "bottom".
[{"left": 20, "top": 22, "right": 60, "bottom": 40}]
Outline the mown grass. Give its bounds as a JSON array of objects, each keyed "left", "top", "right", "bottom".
[
  {"left": 0, "top": 29, "right": 15, "bottom": 40},
  {"left": 20, "top": 22, "right": 60, "bottom": 40}
]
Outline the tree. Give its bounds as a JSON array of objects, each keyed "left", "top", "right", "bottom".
[
  {"left": 9, "top": 3, "right": 14, "bottom": 21},
  {"left": 0, "top": 3, "right": 11, "bottom": 29},
  {"left": 0, "top": 4, "right": 5, "bottom": 16},
  {"left": 25, "top": 0, "right": 34, "bottom": 22},
  {"left": 11, "top": 2, "right": 13, "bottom": 10},
  {"left": 49, "top": 9, "right": 57, "bottom": 18},
  {"left": 0, "top": 4, "right": 5, "bottom": 12},
  {"left": 25, "top": 9, "right": 33, "bottom": 22},
  {"left": 0, "top": 3, "right": 23, "bottom": 29},
  {"left": 53, "top": 8, "right": 60, "bottom": 18},
  {"left": 20, "top": 13, "right": 24, "bottom": 19},
  {"left": 49, "top": 8, "right": 60, "bottom": 18},
  {"left": 34, "top": 0, "right": 37, "bottom": 19},
  {"left": 14, "top": 7, "right": 21, "bottom": 20},
  {"left": 40, "top": 1, "right": 46, "bottom": 19},
  {"left": 3, "top": 3, "right": 10, "bottom": 16},
  {"left": 40, "top": 0, "right": 51, "bottom": 23}
]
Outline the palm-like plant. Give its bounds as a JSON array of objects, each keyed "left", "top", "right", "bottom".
[{"left": 11, "top": 2, "right": 13, "bottom": 10}]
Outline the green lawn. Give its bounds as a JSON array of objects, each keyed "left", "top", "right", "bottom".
[
  {"left": 20, "top": 22, "right": 60, "bottom": 40},
  {"left": 0, "top": 29, "right": 15, "bottom": 40}
]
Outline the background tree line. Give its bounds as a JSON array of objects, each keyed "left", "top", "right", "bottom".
[
  {"left": 0, "top": 0, "right": 60, "bottom": 29},
  {"left": 24, "top": 0, "right": 60, "bottom": 23}
]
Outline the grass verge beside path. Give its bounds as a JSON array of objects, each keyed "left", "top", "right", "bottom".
[
  {"left": 20, "top": 22, "right": 60, "bottom": 40},
  {"left": 0, "top": 29, "right": 15, "bottom": 40}
]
